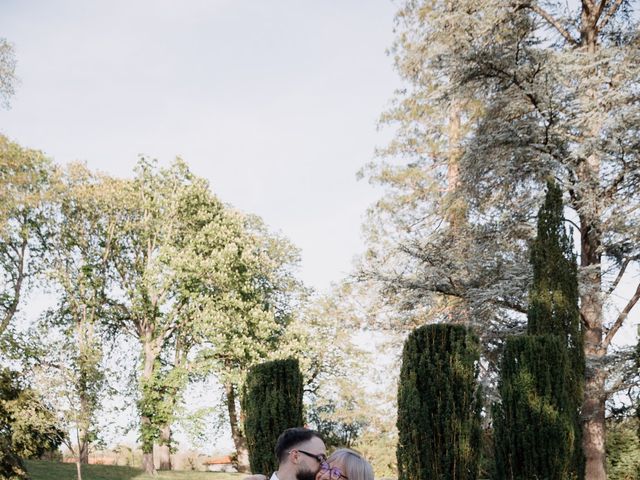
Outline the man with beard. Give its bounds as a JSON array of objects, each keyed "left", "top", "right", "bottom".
[{"left": 271, "top": 428, "right": 327, "bottom": 480}]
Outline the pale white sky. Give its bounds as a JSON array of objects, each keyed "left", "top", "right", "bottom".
[{"left": 0, "top": 0, "right": 400, "bottom": 293}]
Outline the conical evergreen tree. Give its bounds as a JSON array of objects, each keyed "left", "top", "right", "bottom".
[
  {"left": 242, "top": 358, "right": 304, "bottom": 475},
  {"left": 397, "top": 324, "right": 482, "bottom": 480},
  {"left": 494, "top": 181, "right": 584, "bottom": 479},
  {"left": 528, "top": 181, "right": 584, "bottom": 389}
]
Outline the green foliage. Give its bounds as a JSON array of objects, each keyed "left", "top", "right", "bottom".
[
  {"left": 243, "top": 358, "right": 304, "bottom": 475},
  {"left": 286, "top": 288, "right": 372, "bottom": 450},
  {"left": 307, "top": 393, "right": 367, "bottom": 449},
  {"left": 137, "top": 359, "right": 188, "bottom": 453},
  {"left": 528, "top": 181, "right": 584, "bottom": 385},
  {"left": 397, "top": 324, "right": 481, "bottom": 480},
  {"left": 493, "top": 335, "right": 578, "bottom": 480},
  {"left": 0, "top": 437, "right": 28, "bottom": 480},
  {"left": 362, "top": 3, "right": 640, "bottom": 477},
  {"left": 0, "top": 134, "right": 55, "bottom": 340},
  {"left": 606, "top": 418, "right": 640, "bottom": 480},
  {"left": 0, "top": 369, "right": 63, "bottom": 480},
  {"left": 103, "top": 158, "right": 248, "bottom": 464}
]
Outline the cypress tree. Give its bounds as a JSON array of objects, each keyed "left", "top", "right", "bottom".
[
  {"left": 494, "top": 181, "right": 584, "bottom": 479},
  {"left": 397, "top": 324, "right": 482, "bottom": 480},
  {"left": 242, "top": 358, "right": 304, "bottom": 475},
  {"left": 527, "top": 180, "right": 584, "bottom": 394}
]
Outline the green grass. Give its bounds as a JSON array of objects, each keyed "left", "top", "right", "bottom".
[{"left": 25, "top": 460, "right": 245, "bottom": 480}]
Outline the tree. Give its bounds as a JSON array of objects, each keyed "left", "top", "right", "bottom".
[
  {"left": 528, "top": 180, "right": 585, "bottom": 476},
  {"left": 104, "top": 158, "right": 242, "bottom": 474},
  {"left": 0, "top": 38, "right": 17, "bottom": 108},
  {"left": 242, "top": 358, "right": 304, "bottom": 475},
  {"left": 358, "top": 6, "right": 535, "bottom": 415},
  {"left": 454, "top": 3, "right": 640, "bottom": 477},
  {"left": 527, "top": 181, "right": 583, "bottom": 383},
  {"left": 364, "top": 2, "right": 640, "bottom": 478},
  {"left": 0, "top": 135, "right": 55, "bottom": 479},
  {"left": 397, "top": 324, "right": 482, "bottom": 480},
  {"left": 19, "top": 163, "right": 120, "bottom": 480},
  {"left": 0, "top": 135, "right": 55, "bottom": 340},
  {"left": 306, "top": 377, "right": 369, "bottom": 449},
  {"left": 193, "top": 215, "right": 304, "bottom": 472},
  {"left": 0, "top": 369, "right": 63, "bottom": 479},
  {"left": 291, "top": 288, "right": 374, "bottom": 451},
  {"left": 493, "top": 181, "right": 584, "bottom": 479}
]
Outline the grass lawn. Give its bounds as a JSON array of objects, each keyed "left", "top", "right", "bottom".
[{"left": 25, "top": 460, "right": 245, "bottom": 480}]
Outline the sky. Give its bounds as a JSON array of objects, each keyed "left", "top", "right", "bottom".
[
  {"left": 0, "top": 0, "right": 401, "bottom": 294},
  {"left": 0, "top": 0, "right": 403, "bottom": 453}
]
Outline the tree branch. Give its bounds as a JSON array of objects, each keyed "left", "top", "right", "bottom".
[
  {"left": 0, "top": 237, "right": 27, "bottom": 337},
  {"left": 603, "top": 156, "right": 630, "bottom": 201},
  {"left": 603, "top": 280, "right": 640, "bottom": 349},
  {"left": 597, "top": 0, "right": 625, "bottom": 33},
  {"left": 517, "top": 3, "right": 578, "bottom": 45},
  {"left": 594, "top": 0, "right": 608, "bottom": 24},
  {"left": 607, "top": 258, "right": 630, "bottom": 295}
]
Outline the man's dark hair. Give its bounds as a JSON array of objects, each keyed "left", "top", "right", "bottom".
[{"left": 275, "top": 427, "right": 323, "bottom": 463}]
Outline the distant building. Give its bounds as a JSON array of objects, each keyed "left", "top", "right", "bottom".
[{"left": 203, "top": 455, "right": 237, "bottom": 472}]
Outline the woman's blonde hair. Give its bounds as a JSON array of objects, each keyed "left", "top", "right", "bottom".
[{"left": 327, "top": 449, "right": 374, "bottom": 480}]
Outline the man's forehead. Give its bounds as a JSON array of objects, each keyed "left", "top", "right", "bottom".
[{"left": 299, "top": 435, "right": 326, "bottom": 453}]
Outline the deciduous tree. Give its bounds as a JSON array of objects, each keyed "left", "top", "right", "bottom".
[
  {"left": 36, "top": 163, "right": 118, "bottom": 472},
  {"left": 0, "top": 135, "right": 55, "bottom": 340}
]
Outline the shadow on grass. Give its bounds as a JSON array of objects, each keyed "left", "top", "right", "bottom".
[{"left": 25, "top": 460, "right": 245, "bottom": 480}]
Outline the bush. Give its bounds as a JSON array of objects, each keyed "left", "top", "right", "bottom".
[
  {"left": 493, "top": 335, "right": 578, "bottom": 480},
  {"left": 606, "top": 418, "right": 640, "bottom": 480}
]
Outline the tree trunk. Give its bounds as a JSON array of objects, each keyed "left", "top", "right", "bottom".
[
  {"left": 77, "top": 308, "right": 91, "bottom": 465},
  {"left": 225, "top": 381, "right": 250, "bottom": 473},
  {"left": 446, "top": 100, "right": 465, "bottom": 228},
  {"left": 141, "top": 336, "right": 158, "bottom": 475},
  {"left": 579, "top": 12, "right": 606, "bottom": 477},
  {"left": 78, "top": 434, "right": 89, "bottom": 465},
  {"left": 580, "top": 213, "right": 606, "bottom": 480},
  {"left": 76, "top": 461, "right": 83, "bottom": 480},
  {"left": 157, "top": 425, "right": 172, "bottom": 470},
  {"left": 142, "top": 451, "right": 155, "bottom": 476}
]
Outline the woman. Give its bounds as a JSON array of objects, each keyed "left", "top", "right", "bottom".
[{"left": 317, "top": 449, "right": 374, "bottom": 480}]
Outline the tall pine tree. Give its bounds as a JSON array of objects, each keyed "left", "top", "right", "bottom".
[{"left": 494, "top": 181, "right": 584, "bottom": 479}]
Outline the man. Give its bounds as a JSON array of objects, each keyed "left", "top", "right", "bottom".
[{"left": 271, "top": 428, "right": 327, "bottom": 480}]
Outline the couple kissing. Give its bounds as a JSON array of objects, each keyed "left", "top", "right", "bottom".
[{"left": 245, "top": 428, "right": 374, "bottom": 480}]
